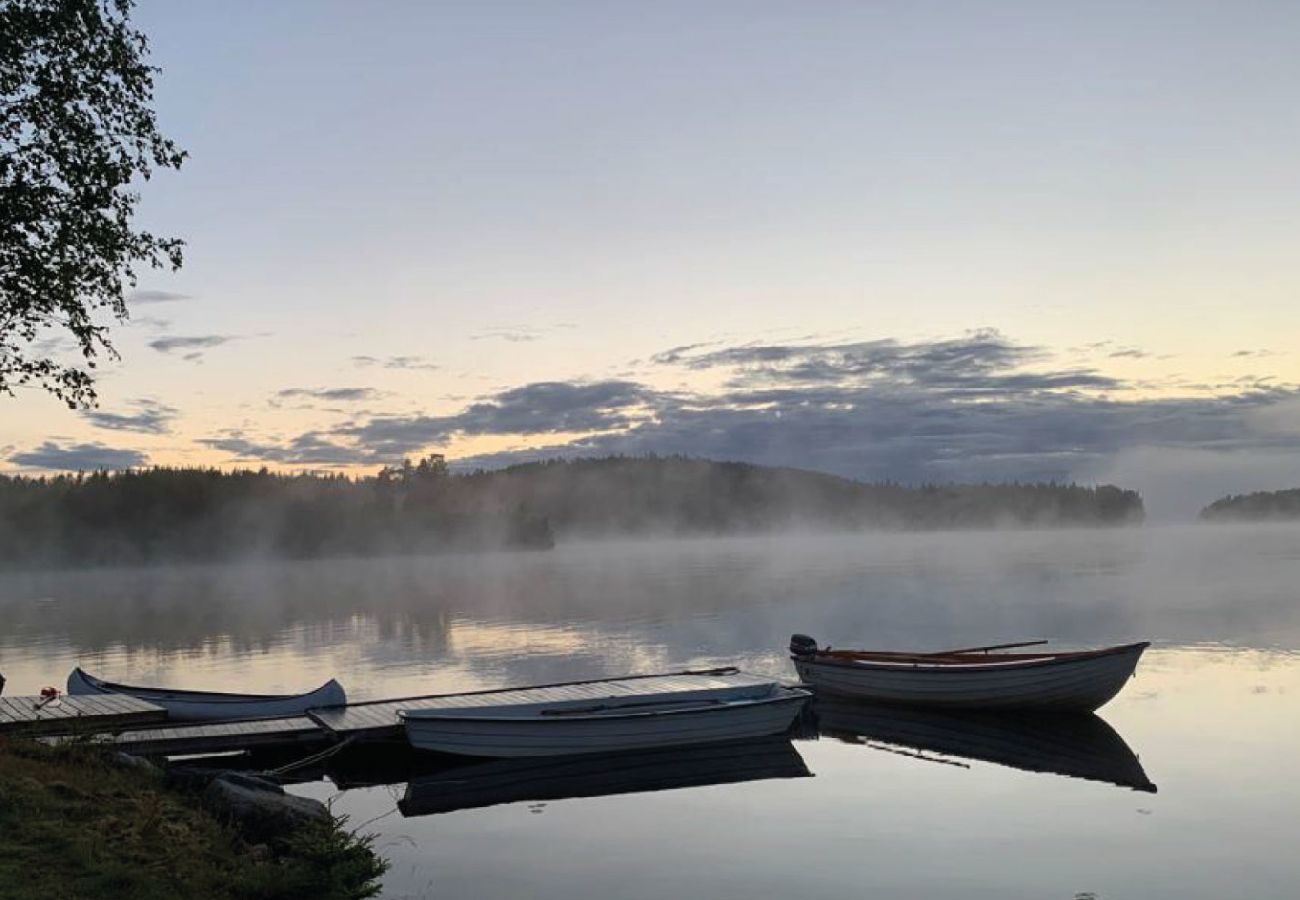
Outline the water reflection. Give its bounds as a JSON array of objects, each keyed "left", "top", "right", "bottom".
[
  {"left": 6, "top": 528, "right": 1300, "bottom": 897},
  {"left": 399, "top": 737, "right": 811, "bottom": 817},
  {"left": 194, "top": 696, "right": 1150, "bottom": 828},
  {"left": 812, "top": 699, "right": 1157, "bottom": 792},
  {"left": 6, "top": 527, "right": 1300, "bottom": 701}
]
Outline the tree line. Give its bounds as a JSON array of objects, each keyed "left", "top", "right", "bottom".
[
  {"left": 0, "top": 455, "right": 1145, "bottom": 569},
  {"left": 1200, "top": 489, "right": 1300, "bottom": 522}
]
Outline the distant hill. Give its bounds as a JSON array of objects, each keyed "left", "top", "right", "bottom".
[
  {"left": 1200, "top": 489, "right": 1300, "bottom": 522},
  {"left": 0, "top": 455, "right": 1144, "bottom": 568},
  {"left": 459, "top": 457, "right": 1144, "bottom": 534}
]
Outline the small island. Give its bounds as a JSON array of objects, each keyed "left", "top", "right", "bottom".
[
  {"left": 0, "top": 455, "right": 1144, "bottom": 569},
  {"left": 1200, "top": 489, "right": 1300, "bottom": 522}
]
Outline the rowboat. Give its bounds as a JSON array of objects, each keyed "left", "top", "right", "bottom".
[
  {"left": 815, "top": 699, "right": 1156, "bottom": 792},
  {"left": 400, "top": 671, "right": 810, "bottom": 758},
  {"left": 66, "top": 667, "right": 346, "bottom": 722},
  {"left": 789, "top": 635, "right": 1148, "bottom": 712},
  {"left": 398, "top": 736, "right": 811, "bottom": 816}
]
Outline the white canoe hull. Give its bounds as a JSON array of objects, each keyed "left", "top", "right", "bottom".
[
  {"left": 402, "top": 689, "right": 810, "bottom": 758},
  {"left": 67, "top": 667, "right": 346, "bottom": 722},
  {"left": 794, "top": 643, "right": 1147, "bottom": 712}
]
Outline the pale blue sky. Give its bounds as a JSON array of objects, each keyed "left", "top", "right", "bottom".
[{"left": 6, "top": 1, "right": 1300, "bottom": 517}]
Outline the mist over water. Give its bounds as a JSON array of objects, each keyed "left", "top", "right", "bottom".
[{"left": 3, "top": 523, "right": 1300, "bottom": 898}]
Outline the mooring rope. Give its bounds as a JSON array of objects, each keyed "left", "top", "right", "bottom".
[{"left": 263, "top": 733, "right": 360, "bottom": 778}]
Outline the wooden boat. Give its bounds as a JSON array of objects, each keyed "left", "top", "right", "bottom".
[
  {"left": 398, "top": 736, "right": 811, "bottom": 816},
  {"left": 815, "top": 699, "right": 1156, "bottom": 792},
  {"left": 400, "top": 670, "right": 810, "bottom": 758},
  {"left": 66, "top": 667, "right": 346, "bottom": 722},
  {"left": 789, "top": 634, "right": 1148, "bottom": 712}
]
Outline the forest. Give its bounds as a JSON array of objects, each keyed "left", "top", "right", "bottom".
[
  {"left": 0, "top": 455, "right": 1145, "bottom": 569},
  {"left": 1200, "top": 489, "right": 1300, "bottom": 522}
]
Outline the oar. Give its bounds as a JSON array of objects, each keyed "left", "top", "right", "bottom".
[{"left": 927, "top": 639, "right": 1049, "bottom": 656}]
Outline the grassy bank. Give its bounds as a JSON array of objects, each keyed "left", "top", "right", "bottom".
[{"left": 0, "top": 738, "right": 386, "bottom": 900}]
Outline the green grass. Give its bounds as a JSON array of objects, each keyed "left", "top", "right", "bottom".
[{"left": 0, "top": 738, "right": 386, "bottom": 900}]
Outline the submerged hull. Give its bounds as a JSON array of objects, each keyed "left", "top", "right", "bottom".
[
  {"left": 398, "top": 736, "right": 811, "bottom": 816},
  {"left": 66, "top": 668, "right": 346, "bottom": 722},
  {"left": 815, "top": 699, "right": 1156, "bottom": 791},
  {"left": 793, "top": 643, "right": 1147, "bottom": 712},
  {"left": 402, "top": 689, "right": 810, "bottom": 758}
]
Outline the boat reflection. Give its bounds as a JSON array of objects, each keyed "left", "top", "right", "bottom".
[
  {"left": 199, "top": 735, "right": 813, "bottom": 816},
  {"left": 397, "top": 736, "right": 812, "bottom": 816},
  {"left": 811, "top": 699, "right": 1157, "bottom": 793}
]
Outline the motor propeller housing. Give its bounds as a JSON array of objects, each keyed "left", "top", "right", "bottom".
[{"left": 789, "top": 634, "right": 820, "bottom": 658}]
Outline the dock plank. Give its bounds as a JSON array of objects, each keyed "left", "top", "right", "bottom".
[
  {"left": 0, "top": 694, "right": 166, "bottom": 737},
  {"left": 106, "top": 715, "right": 328, "bottom": 756}
]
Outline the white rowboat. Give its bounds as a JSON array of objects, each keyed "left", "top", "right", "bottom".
[
  {"left": 789, "top": 635, "right": 1148, "bottom": 712},
  {"left": 400, "top": 672, "right": 810, "bottom": 758},
  {"left": 67, "top": 667, "right": 346, "bottom": 722}
]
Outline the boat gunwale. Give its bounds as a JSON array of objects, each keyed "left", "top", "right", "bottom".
[
  {"left": 71, "top": 667, "right": 343, "bottom": 704},
  {"left": 399, "top": 688, "right": 811, "bottom": 725},
  {"left": 327, "top": 666, "right": 748, "bottom": 713},
  {"left": 796, "top": 641, "right": 1149, "bottom": 673}
]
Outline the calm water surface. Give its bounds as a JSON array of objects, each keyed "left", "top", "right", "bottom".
[{"left": 3, "top": 525, "right": 1300, "bottom": 899}]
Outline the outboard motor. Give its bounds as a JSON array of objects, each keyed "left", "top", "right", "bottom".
[{"left": 789, "top": 634, "right": 820, "bottom": 658}]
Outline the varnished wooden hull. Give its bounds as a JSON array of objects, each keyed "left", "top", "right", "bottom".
[{"left": 793, "top": 642, "right": 1147, "bottom": 712}]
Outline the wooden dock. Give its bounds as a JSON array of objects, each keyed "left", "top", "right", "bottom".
[
  {"left": 309, "top": 669, "right": 771, "bottom": 740},
  {"left": 108, "top": 715, "right": 330, "bottom": 756},
  {"left": 32, "top": 668, "right": 775, "bottom": 758},
  {"left": 0, "top": 694, "right": 166, "bottom": 737}
]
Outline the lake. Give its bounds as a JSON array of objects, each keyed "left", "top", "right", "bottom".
[{"left": 3, "top": 525, "right": 1299, "bottom": 899}]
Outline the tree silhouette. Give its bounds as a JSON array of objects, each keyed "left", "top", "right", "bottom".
[
  {"left": 1, "top": 0, "right": 185, "bottom": 407},
  {"left": 0, "top": 456, "right": 1145, "bottom": 569}
]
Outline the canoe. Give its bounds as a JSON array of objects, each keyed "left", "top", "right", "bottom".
[
  {"left": 789, "top": 634, "right": 1148, "bottom": 712},
  {"left": 398, "top": 736, "right": 811, "bottom": 816},
  {"left": 815, "top": 699, "right": 1156, "bottom": 792},
  {"left": 400, "top": 677, "right": 811, "bottom": 758},
  {"left": 66, "top": 667, "right": 346, "bottom": 722}
]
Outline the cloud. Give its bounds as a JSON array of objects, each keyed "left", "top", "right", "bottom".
[
  {"left": 183, "top": 330, "right": 1300, "bottom": 519},
  {"left": 82, "top": 399, "right": 178, "bottom": 435},
  {"left": 446, "top": 385, "right": 1300, "bottom": 492},
  {"left": 651, "top": 329, "right": 1119, "bottom": 395},
  {"left": 9, "top": 441, "right": 148, "bottom": 471},
  {"left": 128, "top": 316, "right": 171, "bottom": 331},
  {"left": 1108, "top": 348, "right": 1149, "bottom": 359},
  {"left": 470, "top": 324, "right": 576, "bottom": 343},
  {"left": 335, "top": 380, "right": 659, "bottom": 459},
  {"left": 275, "top": 387, "right": 381, "bottom": 403},
  {"left": 208, "top": 380, "right": 661, "bottom": 464},
  {"left": 351, "top": 354, "right": 439, "bottom": 371},
  {"left": 199, "top": 431, "right": 372, "bottom": 466},
  {"left": 149, "top": 334, "right": 239, "bottom": 359},
  {"left": 471, "top": 328, "right": 541, "bottom": 343},
  {"left": 129, "top": 290, "right": 191, "bottom": 305}
]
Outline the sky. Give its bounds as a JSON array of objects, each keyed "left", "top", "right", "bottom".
[{"left": 5, "top": 0, "right": 1300, "bottom": 519}]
